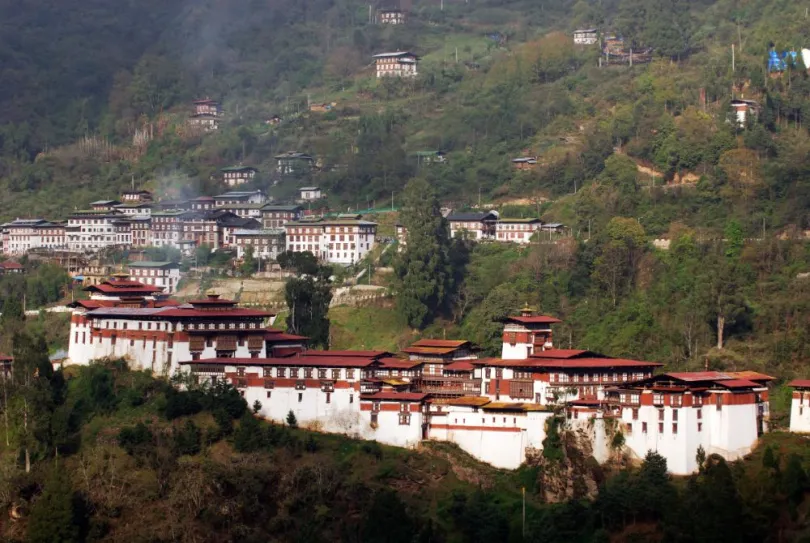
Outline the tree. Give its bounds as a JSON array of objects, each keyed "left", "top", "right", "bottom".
[
  {"left": 285, "top": 271, "right": 332, "bottom": 348},
  {"left": 27, "top": 468, "right": 81, "bottom": 543},
  {"left": 394, "top": 178, "right": 452, "bottom": 328},
  {"left": 195, "top": 244, "right": 213, "bottom": 267},
  {"left": 1, "top": 295, "right": 24, "bottom": 327},
  {"left": 286, "top": 410, "right": 298, "bottom": 428},
  {"left": 277, "top": 251, "right": 319, "bottom": 275},
  {"left": 240, "top": 245, "right": 258, "bottom": 276}
]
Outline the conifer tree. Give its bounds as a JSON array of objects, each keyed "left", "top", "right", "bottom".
[
  {"left": 394, "top": 178, "right": 452, "bottom": 329},
  {"left": 27, "top": 468, "right": 81, "bottom": 543}
]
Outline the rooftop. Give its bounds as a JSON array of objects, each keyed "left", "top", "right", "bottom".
[
  {"left": 127, "top": 261, "right": 178, "bottom": 269},
  {"left": 447, "top": 212, "right": 498, "bottom": 222}
]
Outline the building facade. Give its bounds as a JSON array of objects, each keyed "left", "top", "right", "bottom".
[
  {"left": 127, "top": 261, "right": 182, "bottom": 294},
  {"left": 284, "top": 217, "right": 377, "bottom": 265},
  {"left": 789, "top": 380, "right": 810, "bottom": 433},
  {"left": 446, "top": 212, "right": 498, "bottom": 240},
  {"left": 221, "top": 167, "right": 258, "bottom": 187},
  {"left": 232, "top": 229, "right": 286, "bottom": 260},
  {"left": 495, "top": 219, "right": 543, "bottom": 244},
  {"left": 373, "top": 52, "right": 418, "bottom": 78}
]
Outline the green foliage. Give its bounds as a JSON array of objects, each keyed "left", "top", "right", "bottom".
[
  {"left": 394, "top": 178, "right": 453, "bottom": 329},
  {"left": 240, "top": 245, "right": 258, "bottom": 276},
  {"left": 542, "top": 416, "right": 565, "bottom": 462},
  {"left": 117, "top": 422, "right": 154, "bottom": 456},
  {"left": 234, "top": 412, "right": 266, "bottom": 453},
  {"left": 26, "top": 468, "right": 82, "bottom": 543},
  {"left": 172, "top": 420, "right": 201, "bottom": 456},
  {"left": 285, "top": 267, "right": 332, "bottom": 348},
  {"left": 286, "top": 410, "right": 298, "bottom": 428}
]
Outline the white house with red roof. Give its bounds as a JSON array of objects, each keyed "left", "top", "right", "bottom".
[
  {"left": 788, "top": 380, "right": 810, "bottom": 433},
  {"left": 604, "top": 371, "right": 773, "bottom": 474},
  {"left": 501, "top": 306, "right": 560, "bottom": 359}
]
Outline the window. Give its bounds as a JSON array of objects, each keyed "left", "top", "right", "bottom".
[
  {"left": 347, "top": 369, "right": 355, "bottom": 379},
  {"left": 698, "top": 422, "right": 703, "bottom": 432},
  {"left": 331, "top": 369, "right": 340, "bottom": 380},
  {"left": 305, "top": 368, "right": 313, "bottom": 378},
  {"left": 263, "top": 367, "right": 272, "bottom": 377},
  {"left": 697, "top": 409, "right": 702, "bottom": 420},
  {"left": 672, "top": 423, "right": 678, "bottom": 434},
  {"left": 485, "top": 368, "right": 491, "bottom": 378},
  {"left": 653, "top": 393, "right": 664, "bottom": 405},
  {"left": 266, "top": 391, "right": 272, "bottom": 398},
  {"left": 290, "top": 368, "right": 299, "bottom": 378},
  {"left": 658, "top": 409, "right": 665, "bottom": 421},
  {"left": 658, "top": 422, "right": 664, "bottom": 433},
  {"left": 318, "top": 369, "right": 327, "bottom": 379},
  {"left": 642, "top": 422, "right": 648, "bottom": 433},
  {"left": 237, "top": 367, "right": 246, "bottom": 377},
  {"left": 715, "top": 395, "right": 723, "bottom": 411},
  {"left": 349, "top": 394, "right": 354, "bottom": 404},
  {"left": 632, "top": 408, "right": 639, "bottom": 420},
  {"left": 694, "top": 395, "right": 704, "bottom": 406},
  {"left": 630, "top": 393, "right": 640, "bottom": 405},
  {"left": 277, "top": 368, "right": 286, "bottom": 378},
  {"left": 672, "top": 409, "right": 679, "bottom": 422},
  {"left": 671, "top": 395, "right": 682, "bottom": 407},
  {"left": 398, "top": 413, "right": 411, "bottom": 425},
  {"left": 298, "top": 393, "right": 303, "bottom": 402},
  {"left": 326, "top": 392, "right": 331, "bottom": 404},
  {"left": 627, "top": 423, "right": 633, "bottom": 433}
]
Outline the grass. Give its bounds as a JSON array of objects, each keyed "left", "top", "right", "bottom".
[{"left": 328, "top": 303, "right": 413, "bottom": 351}]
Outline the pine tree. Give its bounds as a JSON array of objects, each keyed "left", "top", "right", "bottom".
[
  {"left": 286, "top": 410, "right": 298, "bottom": 428},
  {"left": 285, "top": 270, "right": 332, "bottom": 348},
  {"left": 394, "top": 178, "right": 452, "bottom": 328},
  {"left": 27, "top": 468, "right": 81, "bottom": 543}
]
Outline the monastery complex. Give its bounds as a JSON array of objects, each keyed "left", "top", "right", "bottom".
[{"left": 61, "top": 274, "right": 804, "bottom": 475}]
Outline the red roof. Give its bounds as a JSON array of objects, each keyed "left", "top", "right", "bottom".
[
  {"left": 270, "top": 347, "right": 303, "bottom": 358},
  {"left": 377, "top": 357, "right": 423, "bottom": 369},
  {"left": 0, "top": 354, "right": 12, "bottom": 362},
  {"left": 531, "top": 349, "right": 589, "bottom": 359},
  {"left": 156, "top": 307, "right": 272, "bottom": 318},
  {"left": 715, "top": 379, "right": 762, "bottom": 389},
  {"left": 86, "top": 283, "right": 163, "bottom": 294},
  {"left": 265, "top": 332, "right": 308, "bottom": 342},
  {"left": 305, "top": 350, "right": 392, "bottom": 358},
  {"left": 402, "top": 346, "right": 465, "bottom": 355},
  {"left": 0, "top": 261, "right": 23, "bottom": 269},
  {"left": 481, "top": 357, "right": 662, "bottom": 369},
  {"left": 410, "top": 339, "right": 470, "bottom": 348},
  {"left": 664, "top": 372, "right": 733, "bottom": 382},
  {"left": 506, "top": 315, "right": 561, "bottom": 325},
  {"left": 360, "top": 392, "right": 428, "bottom": 402},
  {"left": 180, "top": 356, "right": 377, "bottom": 368},
  {"left": 444, "top": 361, "right": 475, "bottom": 372},
  {"left": 789, "top": 379, "right": 810, "bottom": 388}
]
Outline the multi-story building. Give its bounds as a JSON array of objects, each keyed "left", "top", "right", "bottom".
[
  {"left": 2, "top": 219, "right": 66, "bottom": 255},
  {"left": 181, "top": 210, "right": 257, "bottom": 250},
  {"left": 214, "top": 190, "right": 267, "bottom": 207},
  {"left": 112, "top": 219, "right": 132, "bottom": 247},
  {"left": 299, "top": 187, "right": 322, "bottom": 201},
  {"left": 284, "top": 217, "right": 377, "bottom": 265},
  {"left": 67, "top": 293, "right": 280, "bottom": 376},
  {"left": 66, "top": 210, "right": 124, "bottom": 253},
  {"left": 150, "top": 211, "right": 184, "bottom": 248},
  {"left": 189, "top": 99, "right": 222, "bottom": 131},
  {"left": 274, "top": 152, "right": 314, "bottom": 175},
  {"left": 377, "top": 8, "right": 406, "bottom": 24},
  {"left": 90, "top": 200, "right": 121, "bottom": 211},
  {"left": 127, "top": 261, "right": 182, "bottom": 294},
  {"left": 131, "top": 217, "right": 152, "bottom": 247},
  {"left": 190, "top": 197, "right": 215, "bottom": 211},
  {"left": 373, "top": 52, "right": 418, "bottom": 78},
  {"left": 500, "top": 307, "right": 559, "bottom": 359},
  {"left": 220, "top": 167, "right": 258, "bottom": 187},
  {"left": 261, "top": 205, "right": 302, "bottom": 228},
  {"left": 446, "top": 211, "right": 498, "bottom": 240},
  {"left": 604, "top": 371, "right": 773, "bottom": 474},
  {"left": 121, "top": 190, "right": 153, "bottom": 204},
  {"left": 495, "top": 218, "right": 543, "bottom": 244},
  {"left": 573, "top": 28, "right": 598, "bottom": 45},
  {"left": 113, "top": 203, "right": 152, "bottom": 217},
  {"left": 789, "top": 380, "right": 810, "bottom": 433},
  {"left": 232, "top": 229, "right": 286, "bottom": 260}
]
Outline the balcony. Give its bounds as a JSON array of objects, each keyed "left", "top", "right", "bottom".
[{"left": 411, "top": 377, "right": 482, "bottom": 397}]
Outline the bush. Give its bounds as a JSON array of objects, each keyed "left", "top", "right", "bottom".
[
  {"left": 117, "top": 422, "right": 153, "bottom": 456},
  {"left": 172, "top": 420, "right": 201, "bottom": 456},
  {"left": 163, "top": 389, "right": 203, "bottom": 420},
  {"left": 361, "top": 441, "right": 383, "bottom": 460},
  {"left": 233, "top": 413, "right": 265, "bottom": 452}
]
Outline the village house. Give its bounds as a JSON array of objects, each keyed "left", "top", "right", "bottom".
[
  {"left": 788, "top": 380, "right": 810, "bottom": 433},
  {"left": 189, "top": 99, "right": 222, "bottom": 131},
  {"left": 604, "top": 371, "right": 773, "bottom": 474},
  {"left": 127, "top": 261, "right": 182, "bottom": 294},
  {"left": 214, "top": 190, "right": 267, "bottom": 207},
  {"left": 112, "top": 219, "right": 132, "bottom": 247},
  {"left": 217, "top": 203, "right": 263, "bottom": 219},
  {"left": 730, "top": 99, "right": 760, "bottom": 128},
  {"left": 299, "top": 186, "right": 322, "bottom": 201},
  {"left": 0, "top": 261, "right": 24, "bottom": 274},
  {"left": 377, "top": 8, "right": 406, "bottom": 24},
  {"left": 446, "top": 211, "right": 498, "bottom": 240},
  {"left": 415, "top": 150, "right": 447, "bottom": 165},
  {"left": 573, "top": 28, "right": 598, "bottom": 45},
  {"left": 373, "top": 52, "right": 419, "bottom": 78},
  {"left": 150, "top": 211, "right": 185, "bottom": 248},
  {"left": 121, "top": 190, "right": 153, "bottom": 204},
  {"left": 221, "top": 166, "right": 258, "bottom": 187},
  {"left": 190, "top": 196, "right": 215, "bottom": 211},
  {"left": 66, "top": 210, "right": 125, "bottom": 253},
  {"left": 275, "top": 152, "right": 315, "bottom": 175},
  {"left": 309, "top": 102, "right": 336, "bottom": 113},
  {"left": 113, "top": 203, "right": 153, "bottom": 217},
  {"left": 232, "top": 229, "right": 286, "bottom": 261},
  {"left": 512, "top": 156, "right": 538, "bottom": 170},
  {"left": 495, "top": 218, "right": 543, "bottom": 244},
  {"left": 90, "top": 200, "right": 121, "bottom": 211},
  {"left": 284, "top": 216, "right": 377, "bottom": 265},
  {"left": 261, "top": 205, "right": 302, "bottom": 229},
  {"left": 1, "top": 219, "right": 66, "bottom": 255},
  {"left": 395, "top": 223, "right": 407, "bottom": 247}
]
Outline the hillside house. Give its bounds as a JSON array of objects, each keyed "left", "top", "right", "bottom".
[
  {"left": 214, "top": 190, "right": 267, "bottom": 207},
  {"left": 0, "top": 261, "right": 23, "bottom": 274},
  {"left": 121, "top": 190, "right": 153, "bottom": 203},
  {"left": 190, "top": 197, "right": 215, "bottom": 211},
  {"left": 66, "top": 210, "right": 125, "bottom": 253},
  {"left": 221, "top": 166, "right": 258, "bottom": 187},
  {"left": 446, "top": 211, "right": 498, "bottom": 240},
  {"left": 573, "top": 28, "right": 598, "bottom": 45},
  {"left": 189, "top": 99, "right": 222, "bottom": 131},
  {"left": 373, "top": 52, "right": 418, "bottom": 78},
  {"left": 232, "top": 228, "right": 286, "bottom": 260},
  {"left": 309, "top": 102, "right": 336, "bottom": 113},
  {"left": 2, "top": 219, "right": 66, "bottom": 255},
  {"left": 299, "top": 186, "right": 322, "bottom": 201},
  {"left": 378, "top": 8, "right": 406, "bottom": 24},
  {"left": 90, "top": 200, "right": 121, "bottom": 211},
  {"left": 284, "top": 217, "right": 377, "bottom": 265},
  {"left": 150, "top": 211, "right": 184, "bottom": 248},
  {"left": 511, "top": 156, "right": 538, "bottom": 170},
  {"left": 127, "top": 261, "right": 181, "bottom": 294},
  {"left": 275, "top": 152, "right": 314, "bottom": 175},
  {"left": 789, "top": 380, "right": 810, "bottom": 433},
  {"left": 495, "top": 218, "right": 543, "bottom": 244},
  {"left": 261, "top": 205, "right": 303, "bottom": 229},
  {"left": 730, "top": 99, "right": 760, "bottom": 127},
  {"left": 415, "top": 150, "right": 447, "bottom": 165},
  {"left": 114, "top": 203, "right": 152, "bottom": 217}
]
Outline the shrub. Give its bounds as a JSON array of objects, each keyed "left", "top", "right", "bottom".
[
  {"left": 172, "top": 420, "right": 201, "bottom": 456},
  {"left": 117, "top": 422, "right": 153, "bottom": 455}
]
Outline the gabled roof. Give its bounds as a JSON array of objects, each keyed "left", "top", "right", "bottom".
[
  {"left": 446, "top": 212, "right": 498, "bottom": 222},
  {"left": 789, "top": 379, "right": 810, "bottom": 388},
  {"left": 531, "top": 349, "right": 590, "bottom": 359},
  {"left": 444, "top": 361, "right": 475, "bottom": 372},
  {"left": 506, "top": 315, "right": 561, "bottom": 325},
  {"left": 372, "top": 51, "right": 418, "bottom": 58},
  {"left": 261, "top": 204, "right": 302, "bottom": 212},
  {"left": 498, "top": 218, "right": 542, "bottom": 224},
  {"left": 430, "top": 396, "right": 491, "bottom": 407},
  {"left": 0, "top": 261, "right": 23, "bottom": 269},
  {"left": 127, "top": 261, "right": 178, "bottom": 269},
  {"left": 480, "top": 356, "right": 663, "bottom": 369},
  {"left": 377, "top": 357, "right": 424, "bottom": 369},
  {"left": 300, "top": 186, "right": 320, "bottom": 191}
]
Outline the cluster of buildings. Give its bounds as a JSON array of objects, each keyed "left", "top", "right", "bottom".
[
  {"left": 2, "top": 189, "right": 375, "bottom": 266},
  {"left": 396, "top": 211, "right": 565, "bottom": 245},
  {"left": 61, "top": 277, "right": 788, "bottom": 475}
]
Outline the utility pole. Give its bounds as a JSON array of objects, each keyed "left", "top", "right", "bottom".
[
  {"left": 391, "top": 191, "right": 394, "bottom": 210},
  {"left": 732, "top": 43, "right": 735, "bottom": 72},
  {"left": 522, "top": 487, "right": 526, "bottom": 540}
]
